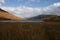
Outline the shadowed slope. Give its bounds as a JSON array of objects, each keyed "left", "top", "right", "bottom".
[{"left": 28, "top": 15, "right": 60, "bottom": 22}]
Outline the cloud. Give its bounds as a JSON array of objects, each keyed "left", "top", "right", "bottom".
[
  {"left": 0, "top": 0, "right": 5, "bottom": 3},
  {"left": 0, "top": 2, "right": 60, "bottom": 18},
  {"left": 0, "top": 0, "right": 5, "bottom": 5},
  {"left": 17, "top": 0, "right": 40, "bottom": 2},
  {"left": 28, "top": 0, "right": 40, "bottom": 3},
  {"left": 17, "top": 0, "right": 40, "bottom": 5},
  {"left": 0, "top": 6, "right": 42, "bottom": 18},
  {"left": 43, "top": 2, "right": 60, "bottom": 15}
]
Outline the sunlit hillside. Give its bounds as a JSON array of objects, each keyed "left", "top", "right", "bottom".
[{"left": 0, "top": 9, "right": 25, "bottom": 20}]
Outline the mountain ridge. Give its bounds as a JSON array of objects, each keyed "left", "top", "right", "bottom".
[
  {"left": 0, "top": 8, "right": 25, "bottom": 20},
  {"left": 28, "top": 14, "right": 60, "bottom": 22}
]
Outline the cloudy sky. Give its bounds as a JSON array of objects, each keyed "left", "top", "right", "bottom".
[{"left": 0, "top": 0, "right": 60, "bottom": 18}]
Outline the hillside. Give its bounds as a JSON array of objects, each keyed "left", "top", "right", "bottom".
[
  {"left": 0, "top": 9, "right": 25, "bottom": 20},
  {"left": 40, "top": 15, "right": 60, "bottom": 22},
  {"left": 28, "top": 15, "right": 60, "bottom": 22}
]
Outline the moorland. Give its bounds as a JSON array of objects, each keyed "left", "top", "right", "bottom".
[{"left": 0, "top": 22, "right": 60, "bottom": 40}]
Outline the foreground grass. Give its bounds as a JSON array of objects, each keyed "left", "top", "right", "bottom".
[{"left": 0, "top": 22, "right": 60, "bottom": 40}]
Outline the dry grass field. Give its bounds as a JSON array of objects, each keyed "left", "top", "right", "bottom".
[{"left": 0, "top": 22, "right": 60, "bottom": 40}]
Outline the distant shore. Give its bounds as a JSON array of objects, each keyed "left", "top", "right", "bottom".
[{"left": 0, "top": 20, "right": 44, "bottom": 22}]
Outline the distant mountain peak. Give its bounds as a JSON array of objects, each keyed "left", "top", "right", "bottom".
[{"left": 0, "top": 8, "right": 7, "bottom": 12}]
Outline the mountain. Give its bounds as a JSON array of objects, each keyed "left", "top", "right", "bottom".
[
  {"left": 41, "top": 15, "right": 60, "bottom": 22},
  {"left": 0, "top": 8, "right": 25, "bottom": 20},
  {"left": 28, "top": 15, "right": 60, "bottom": 22},
  {"left": 28, "top": 15, "right": 53, "bottom": 20}
]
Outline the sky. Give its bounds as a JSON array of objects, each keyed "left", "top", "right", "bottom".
[{"left": 0, "top": 0, "right": 60, "bottom": 18}]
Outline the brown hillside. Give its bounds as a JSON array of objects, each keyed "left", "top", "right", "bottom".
[
  {"left": 28, "top": 15, "right": 60, "bottom": 22},
  {"left": 42, "top": 15, "right": 60, "bottom": 22},
  {"left": 0, "top": 9, "right": 25, "bottom": 20}
]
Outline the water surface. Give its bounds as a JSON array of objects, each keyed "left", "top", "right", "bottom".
[{"left": 0, "top": 20, "right": 44, "bottom": 22}]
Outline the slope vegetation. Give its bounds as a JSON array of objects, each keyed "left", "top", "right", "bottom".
[{"left": 0, "top": 9, "right": 25, "bottom": 20}]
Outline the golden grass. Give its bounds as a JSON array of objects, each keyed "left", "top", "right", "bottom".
[
  {"left": 0, "top": 22, "right": 60, "bottom": 40},
  {"left": 0, "top": 12, "right": 25, "bottom": 20}
]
